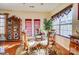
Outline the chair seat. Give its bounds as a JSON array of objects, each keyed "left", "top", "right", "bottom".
[{"left": 20, "top": 51, "right": 27, "bottom": 55}]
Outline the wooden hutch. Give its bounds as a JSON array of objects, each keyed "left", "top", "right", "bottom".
[
  {"left": 0, "top": 14, "right": 22, "bottom": 55},
  {"left": 6, "top": 16, "right": 21, "bottom": 41}
]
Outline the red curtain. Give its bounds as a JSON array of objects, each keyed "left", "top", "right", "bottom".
[
  {"left": 25, "top": 19, "right": 32, "bottom": 36},
  {"left": 34, "top": 19, "right": 40, "bottom": 35}
]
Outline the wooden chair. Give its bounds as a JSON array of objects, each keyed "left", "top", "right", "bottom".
[{"left": 16, "top": 32, "right": 28, "bottom": 55}]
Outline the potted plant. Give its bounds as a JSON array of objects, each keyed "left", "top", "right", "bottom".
[{"left": 43, "top": 18, "right": 52, "bottom": 45}]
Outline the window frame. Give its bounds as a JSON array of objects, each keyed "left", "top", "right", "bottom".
[
  {"left": 0, "top": 13, "right": 9, "bottom": 41},
  {"left": 52, "top": 4, "right": 73, "bottom": 38}
]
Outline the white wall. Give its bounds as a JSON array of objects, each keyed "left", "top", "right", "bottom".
[
  {"left": 55, "top": 35, "right": 70, "bottom": 50},
  {"left": 0, "top": 10, "right": 50, "bottom": 36},
  {"left": 49, "top": 3, "right": 72, "bottom": 18},
  {"left": 72, "top": 4, "right": 79, "bottom": 35}
]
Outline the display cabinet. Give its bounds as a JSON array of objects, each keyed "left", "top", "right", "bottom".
[{"left": 6, "top": 16, "right": 21, "bottom": 41}]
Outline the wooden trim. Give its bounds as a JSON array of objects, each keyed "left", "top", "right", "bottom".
[
  {"left": 56, "top": 34, "right": 70, "bottom": 39},
  {"left": 70, "top": 35, "right": 79, "bottom": 39},
  {"left": 0, "top": 13, "right": 9, "bottom": 15},
  {"left": 25, "top": 19, "right": 32, "bottom": 21},
  {"left": 5, "top": 14, "right": 9, "bottom": 40},
  {"left": 34, "top": 19, "right": 40, "bottom": 21},
  {"left": 0, "top": 40, "right": 21, "bottom": 42}
]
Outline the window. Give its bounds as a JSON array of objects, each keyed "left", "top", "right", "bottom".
[
  {"left": 60, "top": 9, "right": 72, "bottom": 37},
  {"left": 25, "top": 19, "right": 32, "bottom": 36},
  {"left": 52, "top": 5, "right": 72, "bottom": 37},
  {"left": 0, "top": 15, "right": 6, "bottom": 40},
  {"left": 34, "top": 19, "right": 40, "bottom": 35},
  {"left": 25, "top": 19, "right": 40, "bottom": 36},
  {"left": 52, "top": 17, "right": 59, "bottom": 34}
]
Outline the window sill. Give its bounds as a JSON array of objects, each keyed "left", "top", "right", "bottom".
[{"left": 56, "top": 34, "right": 70, "bottom": 39}]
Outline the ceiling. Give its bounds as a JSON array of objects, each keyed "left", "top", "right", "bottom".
[{"left": 0, "top": 3, "right": 61, "bottom": 12}]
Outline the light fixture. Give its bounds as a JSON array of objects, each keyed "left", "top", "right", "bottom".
[
  {"left": 29, "top": 6, "right": 35, "bottom": 8},
  {"left": 40, "top": 3, "right": 44, "bottom": 5},
  {"left": 22, "top": 3, "right": 26, "bottom": 6}
]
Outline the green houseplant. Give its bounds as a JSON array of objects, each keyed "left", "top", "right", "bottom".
[{"left": 43, "top": 18, "right": 52, "bottom": 44}]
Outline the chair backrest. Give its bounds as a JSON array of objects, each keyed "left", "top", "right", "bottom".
[{"left": 22, "top": 32, "right": 28, "bottom": 50}]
